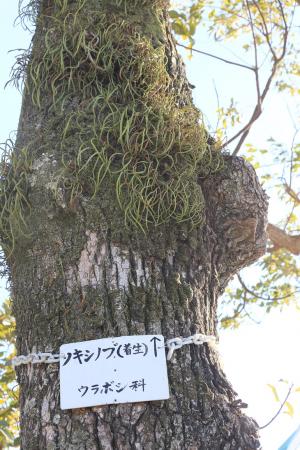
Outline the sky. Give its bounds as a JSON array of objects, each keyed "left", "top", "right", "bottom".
[{"left": 0, "top": 2, "right": 300, "bottom": 449}]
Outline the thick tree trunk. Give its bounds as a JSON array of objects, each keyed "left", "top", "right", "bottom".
[{"left": 3, "top": 1, "right": 267, "bottom": 449}]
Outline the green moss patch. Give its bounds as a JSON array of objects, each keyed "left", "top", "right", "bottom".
[{"left": 0, "top": 0, "right": 223, "bottom": 256}]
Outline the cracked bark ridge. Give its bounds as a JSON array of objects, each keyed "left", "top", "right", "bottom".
[{"left": 202, "top": 155, "right": 268, "bottom": 293}]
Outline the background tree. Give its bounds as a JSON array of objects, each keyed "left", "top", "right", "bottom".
[
  {"left": 0, "top": 300, "right": 18, "bottom": 449},
  {"left": 170, "top": 0, "right": 300, "bottom": 327},
  {"left": 0, "top": 0, "right": 299, "bottom": 448}
]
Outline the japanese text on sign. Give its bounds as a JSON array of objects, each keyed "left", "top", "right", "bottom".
[
  {"left": 60, "top": 335, "right": 169, "bottom": 409},
  {"left": 63, "top": 337, "right": 160, "bottom": 366}
]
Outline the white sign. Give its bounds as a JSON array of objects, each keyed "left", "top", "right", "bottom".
[{"left": 60, "top": 335, "right": 169, "bottom": 409}]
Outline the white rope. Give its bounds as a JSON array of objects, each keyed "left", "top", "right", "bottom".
[
  {"left": 165, "top": 333, "right": 216, "bottom": 360},
  {"left": 11, "top": 352, "right": 65, "bottom": 367},
  {"left": 10, "top": 333, "right": 216, "bottom": 366}
]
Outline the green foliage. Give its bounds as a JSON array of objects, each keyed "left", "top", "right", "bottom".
[
  {"left": 0, "top": 140, "right": 32, "bottom": 266},
  {"left": 170, "top": 2, "right": 204, "bottom": 47},
  {"left": 8, "top": 0, "right": 223, "bottom": 235},
  {"left": 0, "top": 300, "right": 19, "bottom": 449}
]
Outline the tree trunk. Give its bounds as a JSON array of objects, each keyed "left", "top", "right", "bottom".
[{"left": 2, "top": 1, "right": 267, "bottom": 449}]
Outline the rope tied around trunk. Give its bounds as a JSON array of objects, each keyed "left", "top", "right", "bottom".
[
  {"left": 9, "top": 333, "right": 216, "bottom": 367},
  {"left": 164, "top": 334, "right": 217, "bottom": 360},
  {"left": 11, "top": 352, "right": 65, "bottom": 366}
]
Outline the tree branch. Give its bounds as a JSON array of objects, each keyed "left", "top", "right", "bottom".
[
  {"left": 267, "top": 223, "right": 300, "bottom": 255},
  {"left": 237, "top": 274, "right": 297, "bottom": 303},
  {"left": 176, "top": 1, "right": 290, "bottom": 157},
  {"left": 284, "top": 184, "right": 300, "bottom": 205},
  {"left": 259, "top": 384, "right": 294, "bottom": 430},
  {"left": 228, "top": 1, "right": 289, "bottom": 155},
  {"left": 176, "top": 42, "right": 255, "bottom": 71}
]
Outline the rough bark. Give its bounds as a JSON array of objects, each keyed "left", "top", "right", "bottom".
[{"left": 5, "top": 1, "right": 268, "bottom": 449}]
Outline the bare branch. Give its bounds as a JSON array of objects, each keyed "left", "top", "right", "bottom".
[
  {"left": 176, "top": 42, "right": 255, "bottom": 71},
  {"left": 229, "top": 0, "right": 262, "bottom": 155},
  {"left": 246, "top": 0, "right": 261, "bottom": 103},
  {"left": 213, "top": 80, "right": 222, "bottom": 133},
  {"left": 252, "top": 0, "right": 277, "bottom": 59},
  {"left": 259, "top": 384, "right": 294, "bottom": 430},
  {"left": 284, "top": 184, "right": 300, "bottom": 205},
  {"left": 276, "top": 0, "right": 289, "bottom": 59},
  {"left": 237, "top": 274, "right": 298, "bottom": 303},
  {"left": 176, "top": 2, "right": 290, "bottom": 157},
  {"left": 225, "top": 104, "right": 262, "bottom": 153},
  {"left": 227, "top": 1, "right": 290, "bottom": 155}
]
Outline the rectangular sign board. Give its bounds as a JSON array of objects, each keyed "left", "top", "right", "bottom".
[{"left": 60, "top": 335, "right": 169, "bottom": 409}]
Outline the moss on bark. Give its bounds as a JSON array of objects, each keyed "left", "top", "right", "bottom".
[{"left": 0, "top": 0, "right": 223, "bottom": 263}]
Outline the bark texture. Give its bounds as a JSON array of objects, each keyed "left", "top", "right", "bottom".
[{"left": 6, "top": 1, "right": 268, "bottom": 449}]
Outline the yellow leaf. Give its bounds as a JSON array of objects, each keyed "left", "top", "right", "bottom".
[
  {"left": 267, "top": 384, "right": 280, "bottom": 402},
  {"left": 284, "top": 401, "right": 294, "bottom": 417}
]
